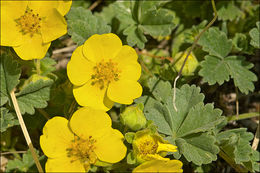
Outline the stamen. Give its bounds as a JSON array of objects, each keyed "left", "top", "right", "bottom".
[
  {"left": 91, "top": 59, "right": 121, "bottom": 90},
  {"left": 15, "top": 7, "right": 42, "bottom": 37}
]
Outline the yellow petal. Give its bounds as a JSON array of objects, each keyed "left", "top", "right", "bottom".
[
  {"left": 0, "top": 1, "right": 28, "bottom": 46},
  {"left": 114, "top": 45, "right": 138, "bottom": 63},
  {"left": 67, "top": 46, "right": 94, "bottom": 86},
  {"left": 28, "top": 1, "right": 59, "bottom": 16},
  {"left": 69, "top": 107, "right": 112, "bottom": 139},
  {"left": 45, "top": 157, "right": 85, "bottom": 172},
  {"left": 41, "top": 8, "right": 67, "bottom": 43},
  {"left": 82, "top": 33, "right": 122, "bottom": 63},
  {"left": 13, "top": 34, "right": 50, "bottom": 60},
  {"left": 94, "top": 129, "right": 127, "bottom": 163},
  {"left": 40, "top": 117, "right": 74, "bottom": 158},
  {"left": 119, "top": 62, "right": 141, "bottom": 81},
  {"left": 57, "top": 0, "right": 72, "bottom": 16},
  {"left": 107, "top": 80, "right": 142, "bottom": 104},
  {"left": 157, "top": 142, "right": 178, "bottom": 153},
  {"left": 73, "top": 81, "right": 113, "bottom": 110},
  {"left": 133, "top": 160, "right": 183, "bottom": 173}
]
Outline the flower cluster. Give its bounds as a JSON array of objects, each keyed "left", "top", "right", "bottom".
[{"left": 0, "top": 0, "right": 71, "bottom": 60}]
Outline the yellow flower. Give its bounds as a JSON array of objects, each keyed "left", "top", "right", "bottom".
[
  {"left": 67, "top": 33, "right": 142, "bottom": 111},
  {"left": 133, "top": 159, "right": 183, "bottom": 173},
  {"left": 40, "top": 107, "right": 127, "bottom": 172},
  {"left": 0, "top": 0, "right": 72, "bottom": 60},
  {"left": 133, "top": 129, "right": 177, "bottom": 163}
]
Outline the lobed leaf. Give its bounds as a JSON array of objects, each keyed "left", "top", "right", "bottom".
[
  {"left": 0, "top": 54, "right": 21, "bottom": 106},
  {"left": 249, "top": 21, "right": 260, "bottom": 48},
  {"left": 0, "top": 107, "right": 19, "bottom": 132},
  {"left": 198, "top": 27, "right": 232, "bottom": 58},
  {"left": 136, "top": 77, "right": 225, "bottom": 165},
  {"left": 16, "top": 79, "right": 53, "bottom": 115},
  {"left": 67, "top": 7, "right": 111, "bottom": 45}
]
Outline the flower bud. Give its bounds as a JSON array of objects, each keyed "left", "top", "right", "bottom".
[
  {"left": 120, "top": 104, "right": 147, "bottom": 131},
  {"left": 173, "top": 51, "right": 199, "bottom": 76}
]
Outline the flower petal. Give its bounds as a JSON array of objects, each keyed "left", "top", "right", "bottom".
[
  {"left": 73, "top": 81, "right": 113, "bottom": 110},
  {"left": 133, "top": 160, "right": 183, "bottom": 173},
  {"left": 119, "top": 62, "right": 141, "bottom": 81},
  {"left": 69, "top": 107, "right": 112, "bottom": 139},
  {"left": 107, "top": 80, "right": 142, "bottom": 104},
  {"left": 0, "top": 1, "right": 28, "bottom": 46},
  {"left": 67, "top": 46, "right": 94, "bottom": 86},
  {"left": 13, "top": 34, "right": 50, "bottom": 60},
  {"left": 41, "top": 8, "right": 67, "bottom": 43},
  {"left": 82, "top": 33, "right": 122, "bottom": 63},
  {"left": 45, "top": 157, "right": 85, "bottom": 172},
  {"left": 40, "top": 117, "right": 74, "bottom": 158},
  {"left": 57, "top": 0, "right": 72, "bottom": 16},
  {"left": 114, "top": 45, "right": 138, "bottom": 62},
  {"left": 94, "top": 129, "right": 127, "bottom": 163},
  {"left": 28, "top": 1, "right": 59, "bottom": 16}
]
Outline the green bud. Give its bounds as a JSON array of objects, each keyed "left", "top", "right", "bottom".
[
  {"left": 173, "top": 51, "right": 199, "bottom": 76},
  {"left": 120, "top": 103, "right": 147, "bottom": 131}
]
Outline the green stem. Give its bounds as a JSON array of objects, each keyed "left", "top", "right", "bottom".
[
  {"left": 218, "top": 150, "right": 248, "bottom": 173},
  {"left": 34, "top": 59, "right": 41, "bottom": 75},
  {"left": 227, "top": 112, "right": 260, "bottom": 122}
]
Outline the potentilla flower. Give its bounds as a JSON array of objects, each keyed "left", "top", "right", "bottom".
[
  {"left": 133, "top": 159, "right": 183, "bottom": 172},
  {"left": 67, "top": 33, "right": 142, "bottom": 111},
  {"left": 0, "top": 0, "right": 72, "bottom": 60},
  {"left": 40, "top": 107, "right": 127, "bottom": 172},
  {"left": 133, "top": 129, "right": 177, "bottom": 163}
]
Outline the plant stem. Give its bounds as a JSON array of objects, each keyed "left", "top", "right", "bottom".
[
  {"left": 227, "top": 112, "right": 259, "bottom": 122},
  {"left": 252, "top": 122, "right": 259, "bottom": 150},
  {"left": 172, "top": 0, "right": 218, "bottom": 111},
  {"left": 35, "top": 59, "right": 41, "bottom": 75},
  {"left": 10, "top": 90, "right": 43, "bottom": 173},
  {"left": 219, "top": 150, "right": 248, "bottom": 173}
]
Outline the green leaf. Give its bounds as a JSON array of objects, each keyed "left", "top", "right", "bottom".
[
  {"left": 0, "top": 53, "right": 21, "bottom": 106},
  {"left": 199, "top": 55, "right": 230, "bottom": 85},
  {"left": 67, "top": 7, "right": 111, "bottom": 45},
  {"left": 16, "top": 79, "right": 53, "bottom": 115},
  {"left": 198, "top": 27, "right": 232, "bottom": 58},
  {"left": 40, "top": 57, "right": 57, "bottom": 76},
  {"left": 232, "top": 33, "right": 248, "bottom": 52},
  {"left": 217, "top": 1, "right": 242, "bottom": 21},
  {"left": 136, "top": 78, "right": 225, "bottom": 165},
  {"left": 123, "top": 25, "right": 147, "bottom": 49},
  {"left": 0, "top": 107, "right": 19, "bottom": 132},
  {"left": 6, "top": 149, "right": 44, "bottom": 172},
  {"left": 199, "top": 55, "right": 257, "bottom": 94},
  {"left": 112, "top": 1, "right": 175, "bottom": 48},
  {"left": 249, "top": 21, "right": 260, "bottom": 48},
  {"left": 217, "top": 128, "right": 259, "bottom": 172},
  {"left": 226, "top": 56, "right": 257, "bottom": 94}
]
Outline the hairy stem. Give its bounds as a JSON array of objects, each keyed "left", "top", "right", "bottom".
[{"left": 172, "top": 0, "right": 218, "bottom": 111}]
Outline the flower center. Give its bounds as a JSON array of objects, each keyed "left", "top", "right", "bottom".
[
  {"left": 15, "top": 7, "right": 42, "bottom": 37},
  {"left": 138, "top": 139, "right": 158, "bottom": 155},
  {"left": 91, "top": 59, "right": 121, "bottom": 90},
  {"left": 67, "top": 136, "right": 97, "bottom": 171}
]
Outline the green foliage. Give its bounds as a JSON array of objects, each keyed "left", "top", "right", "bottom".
[
  {"left": 217, "top": 1, "right": 242, "bottom": 21},
  {"left": 16, "top": 79, "right": 53, "bottom": 115},
  {"left": 249, "top": 21, "right": 260, "bottom": 48},
  {"left": 67, "top": 7, "right": 111, "bottom": 45},
  {"left": 136, "top": 77, "right": 226, "bottom": 165},
  {"left": 0, "top": 108, "right": 19, "bottom": 132},
  {"left": 108, "top": 1, "right": 176, "bottom": 48},
  {"left": 199, "top": 28, "right": 257, "bottom": 94},
  {"left": 217, "top": 128, "right": 260, "bottom": 172},
  {"left": 0, "top": 53, "right": 21, "bottom": 106},
  {"left": 6, "top": 150, "right": 44, "bottom": 172}
]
